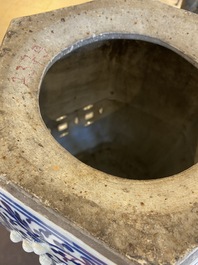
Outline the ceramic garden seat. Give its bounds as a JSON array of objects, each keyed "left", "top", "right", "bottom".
[{"left": 0, "top": 0, "right": 198, "bottom": 264}]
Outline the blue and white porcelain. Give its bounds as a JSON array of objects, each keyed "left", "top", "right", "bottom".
[
  {"left": 0, "top": 188, "right": 115, "bottom": 265},
  {"left": 1, "top": 1, "right": 198, "bottom": 265}
]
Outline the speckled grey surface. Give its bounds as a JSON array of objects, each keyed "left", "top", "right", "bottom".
[{"left": 0, "top": 0, "right": 198, "bottom": 264}]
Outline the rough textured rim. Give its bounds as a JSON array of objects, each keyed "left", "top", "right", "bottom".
[{"left": 0, "top": 0, "right": 198, "bottom": 264}]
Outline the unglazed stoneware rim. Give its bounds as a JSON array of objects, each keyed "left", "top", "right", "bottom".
[{"left": 0, "top": 0, "right": 198, "bottom": 264}]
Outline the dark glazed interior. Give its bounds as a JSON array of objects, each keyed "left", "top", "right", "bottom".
[{"left": 39, "top": 38, "right": 198, "bottom": 180}]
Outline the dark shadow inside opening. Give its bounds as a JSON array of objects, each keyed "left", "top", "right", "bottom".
[{"left": 39, "top": 38, "right": 198, "bottom": 180}]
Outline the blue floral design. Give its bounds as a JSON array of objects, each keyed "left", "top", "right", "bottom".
[{"left": 0, "top": 190, "right": 114, "bottom": 265}]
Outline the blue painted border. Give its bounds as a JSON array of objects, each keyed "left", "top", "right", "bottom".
[{"left": 0, "top": 189, "right": 114, "bottom": 265}]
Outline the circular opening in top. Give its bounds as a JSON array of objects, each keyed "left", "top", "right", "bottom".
[{"left": 39, "top": 36, "right": 198, "bottom": 180}]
